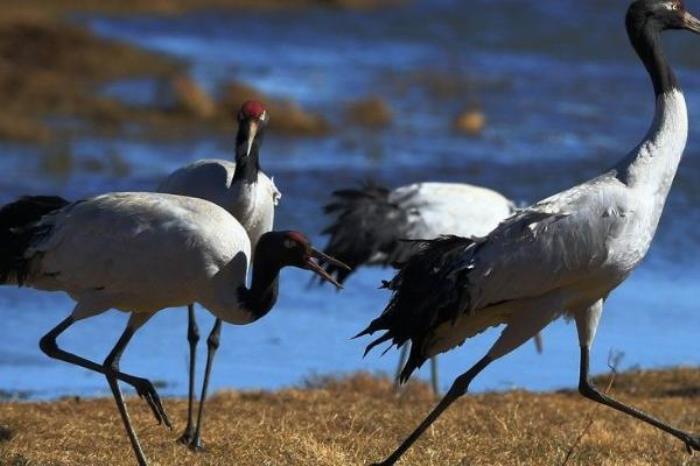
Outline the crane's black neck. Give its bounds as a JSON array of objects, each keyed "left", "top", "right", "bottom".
[
  {"left": 233, "top": 119, "right": 264, "bottom": 184},
  {"left": 237, "top": 250, "right": 280, "bottom": 320},
  {"left": 626, "top": 9, "right": 678, "bottom": 96}
]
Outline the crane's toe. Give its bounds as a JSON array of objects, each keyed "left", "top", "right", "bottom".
[
  {"left": 187, "top": 441, "right": 206, "bottom": 453},
  {"left": 177, "top": 428, "right": 195, "bottom": 445},
  {"left": 683, "top": 434, "right": 700, "bottom": 454},
  {"left": 132, "top": 378, "right": 172, "bottom": 429}
]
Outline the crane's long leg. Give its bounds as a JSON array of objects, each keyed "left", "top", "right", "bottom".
[
  {"left": 574, "top": 301, "right": 699, "bottom": 453},
  {"left": 578, "top": 346, "right": 699, "bottom": 453},
  {"left": 178, "top": 304, "right": 200, "bottom": 445},
  {"left": 372, "top": 303, "right": 558, "bottom": 465},
  {"left": 188, "top": 318, "right": 222, "bottom": 451},
  {"left": 39, "top": 315, "right": 172, "bottom": 428},
  {"left": 102, "top": 313, "right": 154, "bottom": 466},
  {"left": 375, "top": 356, "right": 492, "bottom": 466}
]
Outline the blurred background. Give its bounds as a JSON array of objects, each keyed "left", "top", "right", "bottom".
[{"left": 0, "top": 0, "right": 699, "bottom": 400}]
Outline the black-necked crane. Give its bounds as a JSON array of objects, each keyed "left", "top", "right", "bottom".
[
  {"left": 321, "top": 181, "right": 543, "bottom": 394},
  {"left": 157, "top": 100, "right": 280, "bottom": 449},
  {"left": 359, "top": 1, "right": 700, "bottom": 464},
  {"left": 0, "top": 192, "right": 346, "bottom": 466}
]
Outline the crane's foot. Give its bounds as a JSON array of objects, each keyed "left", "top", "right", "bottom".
[
  {"left": 177, "top": 426, "right": 195, "bottom": 445},
  {"left": 682, "top": 434, "right": 699, "bottom": 454},
  {"left": 187, "top": 440, "right": 206, "bottom": 453},
  {"left": 132, "top": 378, "right": 172, "bottom": 429},
  {"left": 370, "top": 458, "right": 396, "bottom": 466}
]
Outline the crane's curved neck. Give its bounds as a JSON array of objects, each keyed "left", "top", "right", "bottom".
[
  {"left": 626, "top": 12, "right": 677, "bottom": 96},
  {"left": 616, "top": 11, "right": 688, "bottom": 202},
  {"left": 237, "top": 251, "right": 280, "bottom": 320},
  {"left": 233, "top": 133, "right": 262, "bottom": 185}
]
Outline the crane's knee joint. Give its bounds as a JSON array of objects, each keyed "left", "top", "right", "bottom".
[
  {"left": 578, "top": 380, "right": 603, "bottom": 401},
  {"left": 103, "top": 356, "right": 119, "bottom": 373},
  {"left": 448, "top": 374, "right": 472, "bottom": 397},
  {"left": 207, "top": 334, "right": 220, "bottom": 350},
  {"left": 188, "top": 322, "right": 200, "bottom": 345},
  {"left": 39, "top": 334, "right": 58, "bottom": 356}
]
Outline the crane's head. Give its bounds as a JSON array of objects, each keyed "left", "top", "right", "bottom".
[
  {"left": 235, "top": 100, "right": 270, "bottom": 161},
  {"left": 257, "top": 231, "right": 350, "bottom": 289},
  {"left": 628, "top": 0, "right": 700, "bottom": 33}
]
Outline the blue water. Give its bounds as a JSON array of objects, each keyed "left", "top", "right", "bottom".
[{"left": 1, "top": 0, "right": 699, "bottom": 399}]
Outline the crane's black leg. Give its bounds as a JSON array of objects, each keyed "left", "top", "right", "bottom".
[
  {"left": 178, "top": 304, "right": 200, "bottom": 445},
  {"left": 188, "top": 318, "right": 222, "bottom": 452},
  {"left": 372, "top": 356, "right": 492, "bottom": 466},
  {"left": 578, "top": 346, "right": 699, "bottom": 453},
  {"left": 103, "top": 314, "right": 153, "bottom": 466},
  {"left": 533, "top": 332, "right": 544, "bottom": 354},
  {"left": 39, "top": 315, "right": 172, "bottom": 428}
]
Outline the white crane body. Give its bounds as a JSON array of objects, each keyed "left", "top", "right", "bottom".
[
  {"left": 23, "top": 193, "right": 254, "bottom": 323},
  {"left": 158, "top": 159, "right": 280, "bottom": 250}
]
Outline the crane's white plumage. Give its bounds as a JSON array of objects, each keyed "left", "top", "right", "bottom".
[
  {"left": 322, "top": 181, "right": 515, "bottom": 282},
  {"left": 364, "top": 89, "right": 688, "bottom": 377},
  {"left": 26, "top": 193, "right": 253, "bottom": 322},
  {"left": 158, "top": 159, "right": 280, "bottom": 249},
  {"left": 384, "top": 182, "right": 513, "bottom": 245}
]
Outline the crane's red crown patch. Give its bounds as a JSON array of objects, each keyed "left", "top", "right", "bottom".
[{"left": 240, "top": 100, "right": 266, "bottom": 119}]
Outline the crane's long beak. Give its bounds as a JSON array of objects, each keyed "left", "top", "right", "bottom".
[
  {"left": 245, "top": 120, "right": 259, "bottom": 157},
  {"left": 304, "top": 248, "right": 351, "bottom": 289},
  {"left": 684, "top": 11, "right": 700, "bottom": 34}
]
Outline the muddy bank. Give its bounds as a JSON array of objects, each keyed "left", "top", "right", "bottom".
[{"left": 0, "top": 8, "right": 331, "bottom": 147}]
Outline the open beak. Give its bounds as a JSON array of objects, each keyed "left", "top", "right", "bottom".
[
  {"left": 245, "top": 120, "right": 259, "bottom": 157},
  {"left": 304, "top": 247, "right": 351, "bottom": 289},
  {"left": 684, "top": 11, "right": 700, "bottom": 34}
]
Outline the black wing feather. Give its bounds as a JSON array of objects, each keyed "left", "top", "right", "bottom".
[
  {"left": 355, "top": 235, "right": 480, "bottom": 382},
  {"left": 0, "top": 195, "right": 70, "bottom": 285},
  {"left": 320, "top": 182, "right": 420, "bottom": 284}
]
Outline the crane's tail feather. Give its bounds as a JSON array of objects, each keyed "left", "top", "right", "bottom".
[
  {"left": 318, "top": 181, "right": 417, "bottom": 285},
  {"left": 0, "top": 195, "right": 70, "bottom": 285},
  {"left": 356, "top": 235, "right": 479, "bottom": 383}
]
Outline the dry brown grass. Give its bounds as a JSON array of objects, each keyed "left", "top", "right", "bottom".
[{"left": 0, "top": 369, "right": 698, "bottom": 465}]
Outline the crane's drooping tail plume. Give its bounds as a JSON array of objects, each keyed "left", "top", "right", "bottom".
[
  {"left": 355, "top": 235, "right": 479, "bottom": 382},
  {"left": 321, "top": 182, "right": 420, "bottom": 284},
  {"left": 0, "top": 195, "right": 70, "bottom": 285}
]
